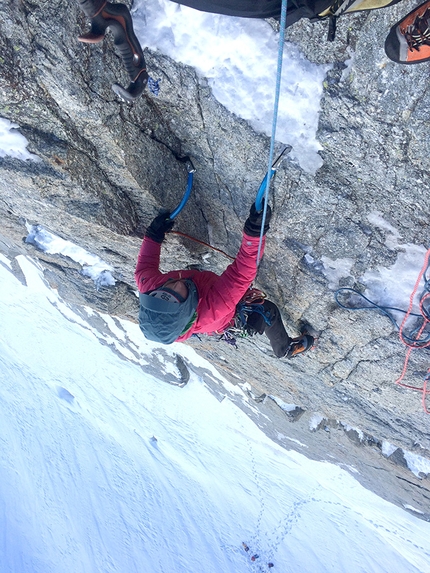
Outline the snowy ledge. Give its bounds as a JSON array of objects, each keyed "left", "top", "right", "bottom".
[{"left": 25, "top": 224, "right": 116, "bottom": 291}]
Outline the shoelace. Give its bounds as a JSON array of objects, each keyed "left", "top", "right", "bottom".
[{"left": 404, "top": 8, "right": 430, "bottom": 51}]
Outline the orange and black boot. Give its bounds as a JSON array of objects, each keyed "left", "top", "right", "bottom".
[
  {"left": 385, "top": 1, "right": 430, "bottom": 64},
  {"left": 77, "top": 0, "right": 148, "bottom": 100},
  {"left": 285, "top": 334, "right": 315, "bottom": 358},
  {"left": 247, "top": 300, "right": 315, "bottom": 359}
]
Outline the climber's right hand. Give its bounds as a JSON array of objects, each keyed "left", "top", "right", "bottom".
[{"left": 244, "top": 202, "right": 272, "bottom": 237}]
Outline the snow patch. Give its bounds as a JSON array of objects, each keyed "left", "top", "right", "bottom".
[
  {"left": 340, "top": 48, "right": 355, "bottom": 83},
  {"left": 344, "top": 424, "right": 364, "bottom": 442},
  {"left": 284, "top": 436, "right": 309, "bottom": 448},
  {"left": 0, "top": 117, "right": 41, "bottom": 162},
  {"left": 25, "top": 224, "right": 116, "bottom": 290},
  {"left": 382, "top": 441, "right": 398, "bottom": 458},
  {"left": 367, "top": 211, "right": 403, "bottom": 250},
  {"left": 0, "top": 253, "right": 13, "bottom": 268},
  {"left": 133, "top": 0, "right": 330, "bottom": 173},
  {"left": 362, "top": 213, "right": 428, "bottom": 311},
  {"left": 321, "top": 255, "right": 354, "bottom": 290},
  {"left": 340, "top": 463, "right": 360, "bottom": 474},
  {"left": 1, "top": 253, "right": 430, "bottom": 573},
  {"left": 403, "top": 451, "right": 430, "bottom": 478},
  {"left": 269, "top": 395, "right": 299, "bottom": 412},
  {"left": 403, "top": 504, "right": 425, "bottom": 515},
  {"left": 309, "top": 413, "right": 325, "bottom": 431},
  {"left": 101, "top": 314, "right": 127, "bottom": 341}
]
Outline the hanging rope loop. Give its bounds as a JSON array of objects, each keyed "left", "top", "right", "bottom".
[
  {"left": 395, "top": 247, "right": 430, "bottom": 413},
  {"left": 335, "top": 247, "right": 430, "bottom": 414}
]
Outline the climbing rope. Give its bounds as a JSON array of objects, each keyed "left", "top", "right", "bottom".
[
  {"left": 334, "top": 288, "right": 430, "bottom": 346},
  {"left": 395, "top": 247, "right": 430, "bottom": 413},
  {"left": 335, "top": 248, "right": 430, "bottom": 413},
  {"left": 256, "top": 0, "right": 289, "bottom": 266},
  {"left": 170, "top": 230, "right": 235, "bottom": 260}
]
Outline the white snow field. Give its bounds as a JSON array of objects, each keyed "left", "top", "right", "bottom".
[{"left": 1, "top": 253, "right": 430, "bottom": 573}]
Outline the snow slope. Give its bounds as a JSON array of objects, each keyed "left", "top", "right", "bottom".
[{"left": 1, "top": 254, "right": 430, "bottom": 573}]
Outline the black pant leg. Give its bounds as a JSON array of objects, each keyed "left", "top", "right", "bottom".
[{"left": 262, "top": 300, "right": 292, "bottom": 358}]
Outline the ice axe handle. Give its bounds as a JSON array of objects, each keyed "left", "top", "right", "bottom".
[
  {"left": 254, "top": 145, "right": 291, "bottom": 211},
  {"left": 255, "top": 168, "right": 275, "bottom": 212},
  {"left": 77, "top": 0, "right": 148, "bottom": 102},
  {"left": 170, "top": 160, "right": 196, "bottom": 220}
]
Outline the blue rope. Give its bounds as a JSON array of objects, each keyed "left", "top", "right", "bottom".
[
  {"left": 256, "top": 0, "right": 288, "bottom": 266},
  {"left": 334, "top": 287, "right": 430, "bottom": 347}
]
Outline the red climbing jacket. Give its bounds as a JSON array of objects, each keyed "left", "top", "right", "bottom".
[{"left": 134, "top": 232, "right": 265, "bottom": 341}]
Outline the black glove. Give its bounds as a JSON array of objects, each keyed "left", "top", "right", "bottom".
[
  {"left": 244, "top": 203, "right": 272, "bottom": 237},
  {"left": 145, "top": 213, "right": 175, "bottom": 243}
]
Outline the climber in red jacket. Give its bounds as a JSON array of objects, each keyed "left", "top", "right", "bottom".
[{"left": 135, "top": 203, "right": 314, "bottom": 358}]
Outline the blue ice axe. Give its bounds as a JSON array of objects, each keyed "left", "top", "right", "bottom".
[
  {"left": 170, "top": 160, "right": 196, "bottom": 220},
  {"left": 255, "top": 145, "right": 291, "bottom": 212}
]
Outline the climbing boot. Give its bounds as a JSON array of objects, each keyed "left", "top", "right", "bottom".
[
  {"left": 77, "top": 0, "right": 149, "bottom": 101},
  {"left": 385, "top": 1, "right": 430, "bottom": 64},
  {"left": 247, "top": 301, "right": 315, "bottom": 359},
  {"left": 285, "top": 334, "right": 315, "bottom": 359},
  {"left": 259, "top": 300, "right": 292, "bottom": 359}
]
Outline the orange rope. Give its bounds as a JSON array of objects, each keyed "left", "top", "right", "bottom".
[
  {"left": 171, "top": 231, "right": 235, "bottom": 260},
  {"left": 395, "top": 248, "right": 430, "bottom": 413}
]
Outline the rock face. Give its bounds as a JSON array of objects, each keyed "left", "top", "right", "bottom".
[{"left": 1, "top": 0, "right": 429, "bottom": 518}]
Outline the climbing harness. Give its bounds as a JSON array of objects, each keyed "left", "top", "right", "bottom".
[
  {"left": 169, "top": 159, "right": 196, "bottom": 220},
  {"left": 256, "top": 0, "right": 288, "bottom": 266},
  {"left": 335, "top": 248, "right": 430, "bottom": 413},
  {"left": 218, "top": 288, "right": 270, "bottom": 348}
]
